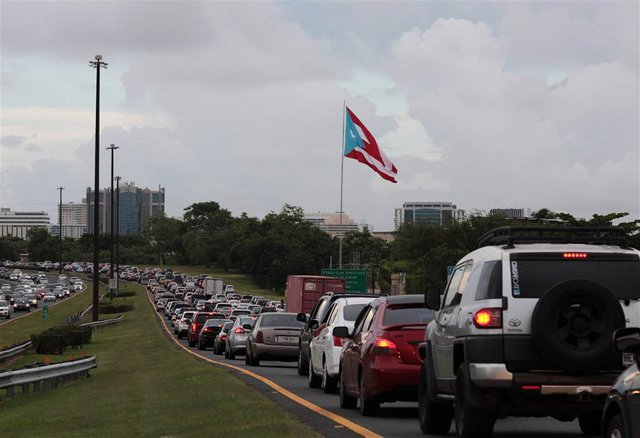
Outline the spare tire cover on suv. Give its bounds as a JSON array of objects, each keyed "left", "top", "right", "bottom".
[{"left": 531, "top": 279, "right": 625, "bottom": 371}]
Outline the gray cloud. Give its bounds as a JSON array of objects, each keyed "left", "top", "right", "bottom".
[{"left": 1, "top": 135, "right": 27, "bottom": 148}]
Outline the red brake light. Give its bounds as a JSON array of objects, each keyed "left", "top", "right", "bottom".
[
  {"left": 191, "top": 323, "right": 197, "bottom": 331},
  {"left": 234, "top": 327, "right": 246, "bottom": 334},
  {"left": 372, "top": 337, "right": 399, "bottom": 355},
  {"left": 563, "top": 252, "right": 588, "bottom": 259},
  {"left": 473, "top": 308, "right": 502, "bottom": 328},
  {"left": 255, "top": 330, "right": 264, "bottom": 343},
  {"left": 333, "top": 335, "right": 343, "bottom": 347},
  {"left": 220, "top": 335, "right": 227, "bottom": 340}
]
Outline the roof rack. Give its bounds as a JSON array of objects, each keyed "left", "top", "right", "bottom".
[{"left": 476, "top": 226, "right": 628, "bottom": 249}]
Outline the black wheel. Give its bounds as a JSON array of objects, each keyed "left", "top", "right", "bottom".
[
  {"left": 198, "top": 342, "right": 205, "bottom": 351},
  {"left": 224, "top": 347, "right": 230, "bottom": 359},
  {"left": 248, "top": 347, "right": 260, "bottom": 366},
  {"left": 419, "top": 362, "right": 453, "bottom": 435},
  {"left": 308, "top": 356, "right": 321, "bottom": 388},
  {"left": 339, "top": 369, "right": 357, "bottom": 409},
  {"left": 188, "top": 340, "right": 195, "bottom": 348},
  {"left": 245, "top": 351, "right": 251, "bottom": 365},
  {"left": 322, "top": 358, "right": 338, "bottom": 394},
  {"left": 228, "top": 348, "right": 236, "bottom": 360},
  {"left": 359, "top": 372, "right": 379, "bottom": 416},
  {"left": 214, "top": 344, "right": 221, "bottom": 355},
  {"left": 578, "top": 412, "right": 602, "bottom": 436},
  {"left": 297, "top": 347, "right": 309, "bottom": 376},
  {"left": 531, "top": 280, "right": 625, "bottom": 371},
  {"left": 604, "top": 413, "right": 626, "bottom": 438},
  {"left": 455, "top": 365, "right": 495, "bottom": 438},
  {"left": 177, "top": 332, "right": 182, "bottom": 340}
]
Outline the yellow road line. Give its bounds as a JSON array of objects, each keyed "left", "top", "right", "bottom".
[{"left": 145, "top": 287, "right": 382, "bottom": 438}]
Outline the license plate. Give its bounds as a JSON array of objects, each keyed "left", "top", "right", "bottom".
[
  {"left": 623, "top": 352, "right": 636, "bottom": 367},
  {"left": 276, "top": 336, "right": 298, "bottom": 344}
]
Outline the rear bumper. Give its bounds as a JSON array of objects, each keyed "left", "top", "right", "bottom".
[
  {"left": 367, "top": 357, "right": 421, "bottom": 401},
  {"left": 253, "top": 343, "right": 299, "bottom": 361}
]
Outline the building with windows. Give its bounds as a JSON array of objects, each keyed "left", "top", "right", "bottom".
[
  {"left": 0, "top": 208, "right": 50, "bottom": 239},
  {"left": 394, "top": 202, "right": 461, "bottom": 230},
  {"left": 303, "top": 212, "right": 369, "bottom": 237},
  {"left": 489, "top": 208, "right": 532, "bottom": 219},
  {"left": 86, "top": 182, "right": 165, "bottom": 235},
  {"left": 49, "top": 201, "right": 88, "bottom": 239}
]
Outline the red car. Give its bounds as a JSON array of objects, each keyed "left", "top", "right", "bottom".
[
  {"left": 187, "top": 312, "right": 224, "bottom": 347},
  {"left": 336, "top": 295, "right": 435, "bottom": 416}
]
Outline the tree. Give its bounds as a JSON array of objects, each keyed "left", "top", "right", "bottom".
[
  {"left": 26, "top": 227, "right": 57, "bottom": 262},
  {"left": 142, "top": 216, "right": 184, "bottom": 265}
]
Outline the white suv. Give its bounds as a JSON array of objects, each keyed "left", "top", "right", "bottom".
[
  {"left": 418, "top": 226, "right": 640, "bottom": 437},
  {"left": 0, "top": 299, "right": 10, "bottom": 319}
]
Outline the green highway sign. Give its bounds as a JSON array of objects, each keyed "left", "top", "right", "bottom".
[
  {"left": 321, "top": 268, "right": 368, "bottom": 293},
  {"left": 42, "top": 305, "right": 48, "bottom": 320}
]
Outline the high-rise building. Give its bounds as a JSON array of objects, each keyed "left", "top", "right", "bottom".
[
  {"left": 86, "top": 182, "right": 165, "bottom": 235},
  {"left": 394, "top": 202, "right": 460, "bottom": 230},
  {"left": 0, "top": 208, "right": 50, "bottom": 239},
  {"left": 303, "top": 212, "right": 369, "bottom": 237},
  {"left": 50, "top": 201, "right": 88, "bottom": 239}
]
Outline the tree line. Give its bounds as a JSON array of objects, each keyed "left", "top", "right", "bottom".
[{"left": 1, "top": 201, "right": 638, "bottom": 293}]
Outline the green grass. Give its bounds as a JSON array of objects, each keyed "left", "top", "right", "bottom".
[{"left": 0, "top": 282, "right": 320, "bottom": 437}]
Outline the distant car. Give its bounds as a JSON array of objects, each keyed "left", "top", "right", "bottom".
[
  {"left": 13, "top": 297, "right": 31, "bottom": 312},
  {"left": 225, "top": 316, "right": 255, "bottom": 359},
  {"left": 245, "top": 312, "right": 305, "bottom": 366},
  {"left": 187, "top": 312, "right": 221, "bottom": 348},
  {"left": 176, "top": 311, "right": 197, "bottom": 339},
  {"left": 24, "top": 293, "right": 38, "bottom": 308},
  {"left": 198, "top": 318, "right": 229, "bottom": 350},
  {"left": 602, "top": 327, "right": 640, "bottom": 438},
  {"left": 214, "top": 321, "right": 234, "bottom": 355},
  {"left": 42, "top": 293, "right": 56, "bottom": 303},
  {"left": 337, "top": 295, "right": 435, "bottom": 416},
  {"left": 0, "top": 299, "right": 10, "bottom": 319}
]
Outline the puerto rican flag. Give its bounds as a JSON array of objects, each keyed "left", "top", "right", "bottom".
[{"left": 344, "top": 107, "right": 398, "bottom": 183}]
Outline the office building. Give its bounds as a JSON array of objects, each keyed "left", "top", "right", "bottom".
[
  {"left": 489, "top": 208, "right": 532, "bottom": 219},
  {"left": 0, "top": 208, "right": 50, "bottom": 239},
  {"left": 303, "top": 212, "right": 369, "bottom": 237},
  {"left": 86, "top": 182, "right": 165, "bottom": 235},
  {"left": 50, "top": 201, "right": 88, "bottom": 239},
  {"left": 394, "top": 202, "right": 460, "bottom": 230}
]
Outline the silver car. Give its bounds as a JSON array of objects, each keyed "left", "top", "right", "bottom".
[
  {"left": 225, "top": 316, "right": 255, "bottom": 360},
  {"left": 245, "top": 312, "right": 305, "bottom": 366}
]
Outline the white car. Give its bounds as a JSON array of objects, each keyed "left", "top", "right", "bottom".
[
  {"left": 0, "top": 299, "right": 10, "bottom": 319},
  {"left": 308, "top": 296, "right": 376, "bottom": 393},
  {"left": 176, "top": 311, "right": 196, "bottom": 338},
  {"left": 43, "top": 293, "right": 56, "bottom": 303}
]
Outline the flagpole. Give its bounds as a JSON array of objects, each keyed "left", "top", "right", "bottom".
[{"left": 339, "top": 100, "right": 346, "bottom": 269}]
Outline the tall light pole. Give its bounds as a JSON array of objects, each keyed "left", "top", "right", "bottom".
[
  {"left": 89, "top": 54, "right": 107, "bottom": 321},
  {"left": 57, "top": 186, "right": 64, "bottom": 274},
  {"left": 106, "top": 144, "right": 119, "bottom": 300},
  {"left": 115, "top": 175, "right": 121, "bottom": 293}
]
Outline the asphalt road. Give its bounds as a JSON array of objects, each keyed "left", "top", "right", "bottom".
[{"left": 149, "top": 290, "right": 588, "bottom": 438}]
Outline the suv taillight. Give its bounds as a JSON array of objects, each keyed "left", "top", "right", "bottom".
[
  {"left": 372, "top": 337, "right": 399, "bottom": 355},
  {"left": 255, "top": 330, "right": 264, "bottom": 343},
  {"left": 191, "top": 323, "right": 197, "bottom": 332},
  {"left": 234, "top": 327, "right": 246, "bottom": 334},
  {"left": 333, "top": 336, "right": 343, "bottom": 347},
  {"left": 473, "top": 308, "right": 502, "bottom": 328}
]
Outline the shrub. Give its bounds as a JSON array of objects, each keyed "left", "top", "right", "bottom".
[
  {"left": 115, "top": 290, "right": 136, "bottom": 297},
  {"left": 99, "top": 301, "right": 134, "bottom": 314},
  {"left": 31, "top": 326, "right": 93, "bottom": 353}
]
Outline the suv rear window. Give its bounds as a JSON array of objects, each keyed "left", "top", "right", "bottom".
[
  {"left": 510, "top": 253, "right": 640, "bottom": 299},
  {"left": 383, "top": 306, "right": 435, "bottom": 326},
  {"left": 343, "top": 304, "right": 367, "bottom": 321},
  {"left": 195, "top": 313, "right": 215, "bottom": 323},
  {"left": 261, "top": 314, "right": 305, "bottom": 328}
]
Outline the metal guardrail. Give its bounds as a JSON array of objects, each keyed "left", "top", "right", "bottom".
[
  {"left": 79, "top": 315, "right": 124, "bottom": 328},
  {"left": 0, "top": 355, "right": 97, "bottom": 396},
  {"left": 0, "top": 341, "right": 32, "bottom": 362}
]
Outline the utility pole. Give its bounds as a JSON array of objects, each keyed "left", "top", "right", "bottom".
[
  {"left": 106, "top": 144, "right": 119, "bottom": 300},
  {"left": 89, "top": 54, "right": 108, "bottom": 321}
]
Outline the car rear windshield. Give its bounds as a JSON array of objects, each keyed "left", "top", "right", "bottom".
[
  {"left": 343, "top": 304, "right": 367, "bottom": 321},
  {"left": 195, "top": 313, "right": 215, "bottom": 323},
  {"left": 260, "top": 314, "right": 305, "bottom": 328},
  {"left": 383, "top": 305, "right": 435, "bottom": 326},
  {"left": 510, "top": 253, "right": 640, "bottom": 299}
]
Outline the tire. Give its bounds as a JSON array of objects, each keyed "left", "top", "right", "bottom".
[
  {"left": 297, "top": 346, "right": 309, "bottom": 376},
  {"left": 339, "top": 369, "right": 357, "bottom": 409},
  {"left": 224, "top": 347, "right": 230, "bottom": 359},
  {"left": 531, "top": 280, "right": 625, "bottom": 371},
  {"left": 214, "top": 343, "right": 221, "bottom": 355},
  {"left": 245, "top": 351, "right": 251, "bottom": 365},
  {"left": 247, "top": 348, "right": 260, "bottom": 366},
  {"left": 177, "top": 332, "right": 182, "bottom": 340},
  {"left": 308, "top": 356, "right": 321, "bottom": 388},
  {"left": 578, "top": 412, "right": 602, "bottom": 436},
  {"left": 359, "top": 372, "right": 379, "bottom": 416},
  {"left": 188, "top": 339, "right": 195, "bottom": 348},
  {"left": 455, "top": 365, "right": 495, "bottom": 438},
  {"left": 198, "top": 342, "right": 205, "bottom": 351},
  {"left": 604, "top": 413, "right": 626, "bottom": 438},
  {"left": 418, "top": 362, "right": 453, "bottom": 435},
  {"left": 322, "top": 358, "right": 338, "bottom": 394},
  {"left": 228, "top": 348, "right": 236, "bottom": 360}
]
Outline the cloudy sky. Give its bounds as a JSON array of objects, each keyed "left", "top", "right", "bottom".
[{"left": 1, "top": 1, "right": 638, "bottom": 231}]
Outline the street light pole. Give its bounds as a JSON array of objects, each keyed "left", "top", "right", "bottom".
[
  {"left": 89, "top": 54, "right": 108, "bottom": 322},
  {"left": 57, "top": 186, "right": 64, "bottom": 274},
  {"left": 115, "top": 176, "right": 121, "bottom": 292},
  {"left": 106, "top": 144, "right": 119, "bottom": 300}
]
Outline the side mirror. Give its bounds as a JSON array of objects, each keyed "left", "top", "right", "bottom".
[
  {"left": 333, "top": 326, "right": 350, "bottom": 338},
  {"left": 425, "top": 287, "right": 441, "bottom": 310},
  {"left": 185, "top": 319, "right": 192, "bottom": 325},
  {"left": 296, "top": 312, "right": 307, "bottom": 322},
  {"left": 614, "top": 327, "right": 640, "bottom": 353},
  {"left": 242, "top": 323, "right": 253, "bottom": 330},
  {"left": 308, "top": 320, "right": 319, "bottom": 330}
]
